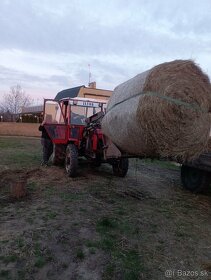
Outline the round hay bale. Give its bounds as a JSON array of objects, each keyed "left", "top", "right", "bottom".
[{"left": 102, "top": 60, "right": 211, "bottom": 161}]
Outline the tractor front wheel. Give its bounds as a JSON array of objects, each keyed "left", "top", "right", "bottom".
[
  {"left": 112, "top": 158, "right": 129, "bottom": 177},
  {"left": 65, "top": 144, "right": 78, "bottom": 177}
]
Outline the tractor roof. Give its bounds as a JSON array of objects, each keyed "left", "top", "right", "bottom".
[{"left": 54, "top": 86, "right": 84, "bottom": 101}]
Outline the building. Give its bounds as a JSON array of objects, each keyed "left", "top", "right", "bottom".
[
  {"left": 54, "top": 83, "right": 112, "bottom": 101},
  {"left": 21, "top": 105, "right": 44, "bottom": 123},
  {"left": 20, "top": 83, "right": 113, "bottom": 122}
]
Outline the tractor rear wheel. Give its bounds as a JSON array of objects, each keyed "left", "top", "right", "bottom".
[
  {"left": 52, "top": 144, "right": 66, "bottom": 166},
  {"left": 112, "top": 158, "right": 129, "bottom": 177},
  {"left": 181, "top": 165, "right": 210, "bottom": 193},
  {"left": 65, "top": 144, "right": 78, "bottom": 177}
]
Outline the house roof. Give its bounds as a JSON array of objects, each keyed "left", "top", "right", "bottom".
[
  {"left": 54, "top": 85, "right": 85, "bottom": 101},
  {"left": 21, "top": 105, "right": 43, "bottom": 114}
]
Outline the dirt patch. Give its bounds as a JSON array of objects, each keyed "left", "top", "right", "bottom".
[
  {"left": 0, "top": 160, "right": 211, "bottom": 279},
  {"left": 0, "top": 168, "right": 42, "bottom": 182},
  {"left": 0, "top": 168, "right": 45, "bottom": 203}
]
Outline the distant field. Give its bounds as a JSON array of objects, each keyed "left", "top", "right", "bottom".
[{"left": 0, "top": 122, "right": 40, "bottom": 137}]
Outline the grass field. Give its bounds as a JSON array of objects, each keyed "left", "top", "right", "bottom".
[
  {"left": 0, "top": 137, "right": 211, "bottom": 280},
  {"left": 0, "top": 137, "right": 42, "bottom": 170}
]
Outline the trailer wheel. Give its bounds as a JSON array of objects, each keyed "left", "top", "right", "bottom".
[
  {"left": 112, "top": 158, "right": 129, "bottom": 177},
  {"left": 52, "top": 144, "right": 66, "bottom": 166},
  {"left": 181, "top": 165, "right": 210, "bottom": 193},
  {"left": 65, "top": 144, "right": 78, "bottom": 177}
]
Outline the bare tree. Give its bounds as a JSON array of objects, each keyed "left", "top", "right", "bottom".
[
  {"left": 1, "top": 85, "right": 31, "bottom": 114},
  {"left": 0, "top": 104, "right": 4, "bottom": 113}
]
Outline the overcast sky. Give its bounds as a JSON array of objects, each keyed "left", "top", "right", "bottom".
[{"left": 0, "top": 0, "right": 210, "bottom": 103}]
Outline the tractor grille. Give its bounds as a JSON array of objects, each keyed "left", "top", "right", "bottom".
[{"left": 70, "top": 127, "right": 79, "bottom": 139}]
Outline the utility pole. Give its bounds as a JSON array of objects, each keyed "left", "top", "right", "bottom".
[{"left": 88, "top": 64, "right": 91, "bottom": 85}]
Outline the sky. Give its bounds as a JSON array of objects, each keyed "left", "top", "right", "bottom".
[{"left": 0, "top": 0, "right": 211, "bottom": 104}]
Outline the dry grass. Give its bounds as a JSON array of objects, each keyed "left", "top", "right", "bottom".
[{"left": 0, "top": 122, "right": 40, "bottom": 137}]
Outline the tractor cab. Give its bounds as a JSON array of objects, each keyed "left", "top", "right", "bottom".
[{"left": 43, "top": 97, "right": 107, "bottom": 145}]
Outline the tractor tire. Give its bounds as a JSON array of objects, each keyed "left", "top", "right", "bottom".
[
  {"left": 65, "top": 144, "right": 78, "bottom": 177},
  {"left": 52, "top": 144, "right": 66, "bottom": 166},
  {"left": 112, "top": 158, "right": 129, "bottom": 177},
  {"left": 181, "top": 165, "right": 210, "bottom": 193}
]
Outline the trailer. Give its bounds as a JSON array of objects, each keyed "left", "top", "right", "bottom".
[{"left": 181, "top": 152, "right": 211, "bottom": 193}]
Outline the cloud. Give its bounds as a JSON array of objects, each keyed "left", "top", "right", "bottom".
[
  {"left": 0, "top": 0, "right": 211, "bottom": 102},
  {"left": 0, "top": 0, "right": 210, "bottom": 55}
]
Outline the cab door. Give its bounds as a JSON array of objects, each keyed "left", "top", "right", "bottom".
[{"left": 43, "top": 99, "right": 67, "bottom": 144}]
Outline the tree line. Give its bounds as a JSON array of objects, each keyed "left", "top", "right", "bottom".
[{"left": 0, "top": 85, "right": 31, "bottom": 116}]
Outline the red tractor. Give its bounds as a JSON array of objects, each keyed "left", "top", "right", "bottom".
[{"left": 43, "top": 97, "right": 129, "bottom": 177}]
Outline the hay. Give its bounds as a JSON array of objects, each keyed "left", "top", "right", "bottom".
[{"left": 102, "top": 60, "right": 211, "bottom": 161}]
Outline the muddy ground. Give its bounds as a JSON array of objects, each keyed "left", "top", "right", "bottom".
[{"left": 0, "top": 138, "right": 211, "bottom": 279}]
